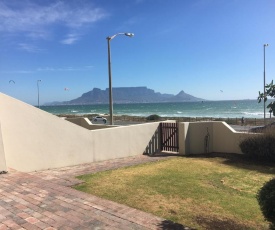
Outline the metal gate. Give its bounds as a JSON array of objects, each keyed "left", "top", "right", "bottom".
[{"left": 160, "top": 122, "right": 179, "bottom": 152}]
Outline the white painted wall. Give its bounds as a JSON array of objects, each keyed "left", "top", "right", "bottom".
[
  {"left": 0, "top": 93, "right": 159, "bottom": 172},
  {"left": 213, "top": 122, "right": 245, "bottom": 154},
  {"left": 179, "top": 121, "right": 256, "bottom": 155},
  {"left": 0, "top": 93, "right": 259, "bottom": 173}
]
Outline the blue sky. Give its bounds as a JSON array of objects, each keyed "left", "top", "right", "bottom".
[{"left": 0, "top": 0, "right": 275, "bottom": 105}]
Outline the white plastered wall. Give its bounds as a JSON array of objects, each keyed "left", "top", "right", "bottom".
[
  {"left": 173, "top": 122, "right": 212, "bottom": 155},
  {"left": 213, "top": 122, "right": 245, "bottom": 154},
  {"left": 179, "top": 121, "right": 256, "bottom": 155},
  {"left": 1, "top": 92, "right": 259, "bottom": 172},
  {"left": 0, "top": 93, "right": 159, "bottom": 172}
]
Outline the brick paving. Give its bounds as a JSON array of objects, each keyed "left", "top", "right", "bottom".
[{"left": 0, "top": 154, "right": 190, "bottom": 229}]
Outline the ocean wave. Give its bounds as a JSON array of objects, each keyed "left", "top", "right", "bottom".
[
  {"left": 41, "top": 101, "right": 267, "bottom": 118},
  {"left": 243, "top": 112, "right": 264, "bottom": 116}
]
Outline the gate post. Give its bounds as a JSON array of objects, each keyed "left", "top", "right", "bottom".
[{"left": 178, "top": 122, "right": 189, "bottom": 155}]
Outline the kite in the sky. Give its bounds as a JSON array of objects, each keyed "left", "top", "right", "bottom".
[
  {"left": 9, "top": 80, "right": 15, "bottom": 84},
  {"left": 64, "top": 87, "right": 70, "bottom": 91}
]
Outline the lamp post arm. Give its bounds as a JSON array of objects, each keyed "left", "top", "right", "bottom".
[
  {"left": 107, "top": 33, "right": 122, "bottom": 40},
  {"left": 107, "top": 33, "right": 134, "bottom": 41}
]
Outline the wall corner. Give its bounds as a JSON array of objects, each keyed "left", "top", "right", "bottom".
[{"left": 178, "top": 122, "right": 189, "bottom": 155}]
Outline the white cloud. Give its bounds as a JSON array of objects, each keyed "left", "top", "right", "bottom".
[
  {"left": 61, "top": 33, "right": 80, "bottom": 45},
  {"left": 0, "top": 1, "right": 107, "bottom": 42},
  {"left": 1, "top": 66, "right": 93, "bottom": 74},
  {"left": 36, "top": 66, "right": 92, "bottom": 72},
  {"left": 1, "top": 70, "right": 35, "bottom": 74},
  {"left": 18, "top": 43, "right": 43, "bottom": 53}
]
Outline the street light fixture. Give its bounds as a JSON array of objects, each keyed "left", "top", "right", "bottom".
[
  {"left": 106, "top": 32, "right": 134, "bottom": 125},
  {"left": 263, "top": 44, "right": 269, "bottom": 125},
  {"left": 37, "top": 80, "right": 41, "bottom": 108}
]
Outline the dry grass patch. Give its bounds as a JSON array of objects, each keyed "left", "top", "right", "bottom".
[{"left": 74, "top": 154, "right": 275, "bottom": 229}]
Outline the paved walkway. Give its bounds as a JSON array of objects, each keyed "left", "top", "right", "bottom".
[{"left": 0, "top": 155, "right": 189, "bottom": 230}]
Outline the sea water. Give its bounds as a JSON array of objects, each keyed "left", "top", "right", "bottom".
[{"left": 40, "top": 100, "right": 271, "bottom": 119}]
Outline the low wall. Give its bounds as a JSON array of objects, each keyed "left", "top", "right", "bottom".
[
  {"left": 0, "top": 93, "right": 160, "bottom": 172},
  {"left": 213, "top": 122, "right": 250, "bottom": 154},
  {"left": 66, "top": 117, "right": 117, "bottom": 130},
  {"left": 179, "top": 121, "right": 255, "bottom": 155},
  {"left": 0, "top": 93, "right": 261, "bottom": 173}
]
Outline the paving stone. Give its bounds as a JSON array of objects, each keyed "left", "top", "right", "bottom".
[
  {"left": 0, "top": 224, "right": 8, "bottom": 230},
  {"left": 0, "top": 155, "right": 189, "bottom": 229}
]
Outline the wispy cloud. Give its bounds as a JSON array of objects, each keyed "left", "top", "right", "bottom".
[
  {"left": 61, "top": 33, "right": 80, "bottom": 45},
  {"left": 1, "top": 70, "right": 35, "bottom": 74},
  {"left": 1, "top": 66, "right": 94, "bottom": 74},
  {"left": 37, "top": 66, "right": 93, "bottom": 72},
  {"left": 18, "top": 43, "right": 43, "bottom": 53},
  {"left": 0, "top": 0, "right": 107, "bottom": 43}
]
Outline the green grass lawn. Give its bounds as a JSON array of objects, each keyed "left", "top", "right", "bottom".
[{"left": 73, "top": 154, "right": 275, "bottom": 229}]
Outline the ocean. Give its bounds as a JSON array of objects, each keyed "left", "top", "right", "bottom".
[{"left": 40, "top": 100, "right": 271, "bottom": 119}]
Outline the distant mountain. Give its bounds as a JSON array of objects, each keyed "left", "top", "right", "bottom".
[
  {"left": 46, "top": 87, "right": 204, "bottom": 105},
  {"left": 166, "top": 90, "right": 203, "bottom": 102}
]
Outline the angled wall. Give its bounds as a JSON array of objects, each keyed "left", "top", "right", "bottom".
[
  {"left": 212, "top": 122, "right": 248, "bottom": 154},
  {"left": 179, "top": 121, "right": 256, "bottom": 155},
  {"left": 0, "top": 93, "right": 159, "bottom": 172},
  {"left": 1, "top": 92, "right": 256, "bottom": 172}
]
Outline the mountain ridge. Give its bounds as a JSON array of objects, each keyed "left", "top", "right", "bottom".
[{"left": 46, "top": 87, "right": 204, "bottom": 105}]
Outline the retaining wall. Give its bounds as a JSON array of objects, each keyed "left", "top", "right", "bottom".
[{"left": 0, "top": 93, "right": 159, "bottom": 172}]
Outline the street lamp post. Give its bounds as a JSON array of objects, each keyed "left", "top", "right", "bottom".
[
  {"left": 37, "top": 80, "right": 41, "bottom": 108},
  {"left": 263, "top": 44, "right": 269, "bottom": 125},
  {"left": 106, "top": 32, "right": 134, "bottom": 125}
]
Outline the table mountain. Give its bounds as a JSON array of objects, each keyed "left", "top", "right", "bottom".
[{"left": 47, "top": 87, "right": 204, "bottom": 105}]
